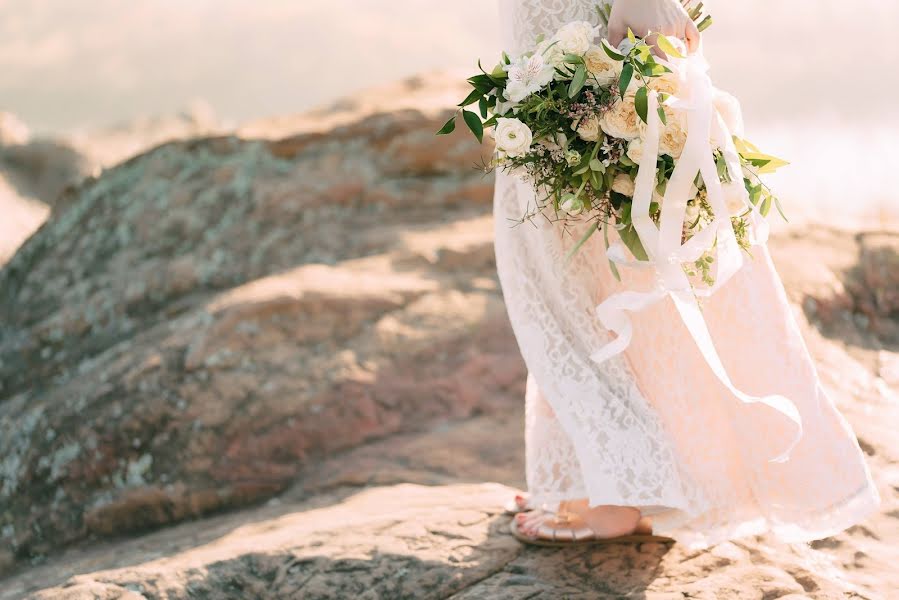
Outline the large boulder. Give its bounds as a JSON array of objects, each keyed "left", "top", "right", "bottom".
[{"left": 0, "top": 109, "right": 517, "bottom": 566}]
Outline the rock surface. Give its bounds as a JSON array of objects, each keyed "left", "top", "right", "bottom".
[{"left": 1, "top": 84, "right": 898, "bottom": 599}]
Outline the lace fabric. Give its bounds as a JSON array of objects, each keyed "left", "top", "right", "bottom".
[{"left": 494, "top": 0, "right": 879, "bottom": 547}]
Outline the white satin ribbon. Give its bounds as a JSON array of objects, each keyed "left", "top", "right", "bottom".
[{"left": 590, "top": 50, "right": 802, "bottom": 463}]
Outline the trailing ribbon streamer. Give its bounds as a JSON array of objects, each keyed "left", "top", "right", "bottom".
[{"left": 590, "top": 49, "right": 803, "bottom": 464}]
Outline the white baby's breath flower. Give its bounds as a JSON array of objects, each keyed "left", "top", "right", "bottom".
[
  {"left": 554, "top": 21, "right": 598, "bottom": 55},
  {"left": 560, "top": 193, "right": 584, "bottom": 215},
  {"left": 573, "top": 115, "right": 602, "bottom": 142},
  {"left": 583, "top": 45, "right": 622, "bottom": 86},
  {"left": 494, "top": 118, "right": 533, "bottom": 158},
  {"left": 600, "top": 93, "right": 643, "bottom": 141},
  {"left": 611, "top": 173, "right": 635, "bottom": 197},
  {"left": 503, "top": 53, "right": 555, "bottom": 103}
]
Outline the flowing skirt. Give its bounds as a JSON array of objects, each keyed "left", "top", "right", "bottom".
[{"left": 494, "top": 171, "right": 880, "bottom": 548}]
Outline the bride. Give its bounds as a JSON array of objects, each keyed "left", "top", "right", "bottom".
[{"left": 496, "top": 0, "right": 880, "bottom": 547}]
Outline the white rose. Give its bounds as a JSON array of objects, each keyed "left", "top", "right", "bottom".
[
  {"left": 713, "top": 89, "right": 745, "bottom": 138},
  {"left": 494, "top": 118, "right": 533, "bottom": 158},
  {"left": 647, "top": 73, "right": 681, "bottom": 97},
  {"left": 600, "top": 93, "right": 642, "bottom": 141},
  {"left": 658, "top": 106, "right": 688, "bottom": 158},
  {"left": 583, "top": 45, "right": 622, "bottom": 86},
  {"left": 611, "top": 173, "right": 635, "bottom": 197},
  {"left": 554, "top": 21, "right": 597, "bottom": 55},
  {"left": 626, "top": 138, "right": 646, "bottom": 163},
  {"left": 573, "top": 115, "right": 602, "bottom": 142},
  {"left": 560, "top": 193, "right": 584, "bottom": 215}
]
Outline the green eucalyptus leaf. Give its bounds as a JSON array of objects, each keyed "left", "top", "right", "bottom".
[
  {"left": 478, "top": 96, "right": 489, "bottom": 118},
  {"left": 634, "top": 86, "right": 649, "bottom": 124},
  {"left": 462, "top": 110, "right": 484, "bottom": 143},
  {"left": 618, "top": 222, "right": 649, "bottom": 261},
  {"left": 601, "top": 39, "right": 626, "bottom": 61},
  {"left": 641, "top": 63, "right": 671, "bottom": 77},
  {"left": 657, "top": 106, "right": 667, "bottom": 125},
  {"left": 773, "top": 195, "right": 789, "bottom": 222},
  {"left": 656, "top": 34, "right": 685, "bottom": 59},
  {"left": 568, "top": 64, "right": 587, "bottom": 98},
  {"left": 564, "top": 222, "right": 599, "bottom": 264},
  {"left": 436, "top": 115, "right": 456, "bottom": 136},
  {"left": 619, "top": 63, "right": 634, "bottom": 98},
  {"left": 458, "top": 88, "right": 483, "bottom": 108}
]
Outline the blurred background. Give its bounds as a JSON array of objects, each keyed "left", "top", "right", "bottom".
[{"left": 2, "top": 2, "right": 898, "bottom": 598}]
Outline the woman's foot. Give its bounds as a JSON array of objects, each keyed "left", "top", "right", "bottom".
[
  {"left": 503, "top": 493, "right": 532, "bottom": 514},
  {"left": 514, "top": 500, "right": 646, "bottom": 540}
]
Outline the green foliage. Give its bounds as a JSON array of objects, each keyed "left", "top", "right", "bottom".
[
  {"left": 634, "top": 86, "right": 648, "bottom": 124},
  {"left": 462, "top": 110, "right": 483, "bottom": 143},
  {"left": 436, "top": 2, "right": 789, "bottom": 274},
  {"left": 436, "top": 116, "right": 456, "bottom": 136},
  {"left": 655, "top": 34, "right": 684, "bottom": 59},
  {"left": 568, "top": 64, "right": 587, "bottom": 98}
]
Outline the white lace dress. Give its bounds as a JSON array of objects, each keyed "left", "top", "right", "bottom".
[{"left": 494, "top": 0, "right": 880, "bottom": 547}]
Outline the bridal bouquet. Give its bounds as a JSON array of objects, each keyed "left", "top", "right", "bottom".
[{"left": 437, "top": 3, "right": 787, "bottom": 287}]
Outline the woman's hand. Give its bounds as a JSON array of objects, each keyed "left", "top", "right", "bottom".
[{"left": 607, "top": 0, "right": 700, "bottom": 54}]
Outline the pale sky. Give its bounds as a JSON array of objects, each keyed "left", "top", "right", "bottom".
[{"left": 1, "top": 0, "right": 897, "bottom": 132}]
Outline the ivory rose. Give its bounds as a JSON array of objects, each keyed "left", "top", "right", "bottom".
[{"left": 600, "top": 93, "right": 642, "bottom": 140}]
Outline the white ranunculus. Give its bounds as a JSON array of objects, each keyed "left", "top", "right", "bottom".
[
  {"left": 494, "top": 118, "right": 533, "bottom": 158},
  {"left": 600, "top": 93, "right": 642, "bottom": 141},
  {"left": 658, "top": 106, "right": 688, "bottom": 158},
  {"left": 713, "top": 89, "right": 745, "bottom": 138},
  {"left": 560, "top": 193, "right": 584, "bottom": 215},
  {"left": 565, "top": 149, "right": 582, "bottom": 166},
  {"left": 573, "top": 115, "right": 602, "bottom": 142},
  {"left": 583, "top": 45, "right": 622, "bottom": 86},
  {"left": 554, "top": 21, "right": 598, "bottom": 55},
  {"left": 611, "top": 173, "right": 635, "bottom": 197},
  {"left": 503, "top": 53, "right": 556, "bottom": 103}
]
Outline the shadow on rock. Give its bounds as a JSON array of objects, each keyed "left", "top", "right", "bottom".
[{"left": 18, "top": 483, "right": 672, "bottom": 600}]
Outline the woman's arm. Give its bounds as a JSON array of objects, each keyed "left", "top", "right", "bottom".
[{"left": 607, "top": 0, "right": 700, "bottom": 53}]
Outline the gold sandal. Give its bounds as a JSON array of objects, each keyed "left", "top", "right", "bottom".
[{"left": 510, "top": 509, "right": 675, "bottom": 547}]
